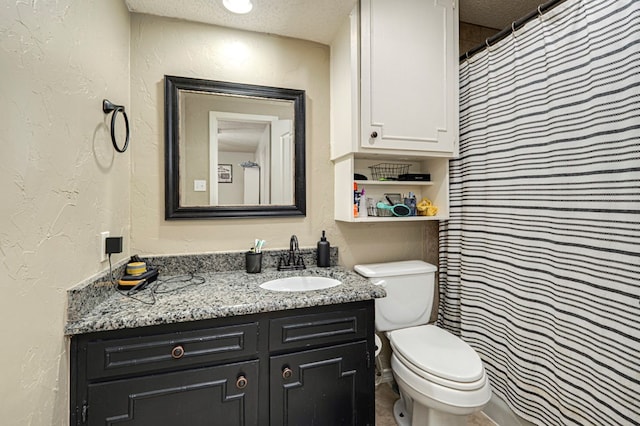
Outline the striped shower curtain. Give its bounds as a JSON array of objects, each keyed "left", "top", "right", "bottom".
[{"left": 439, "top": 1, "right": 639, "bottom": 425}]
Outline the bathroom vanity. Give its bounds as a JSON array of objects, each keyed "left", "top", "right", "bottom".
[
  {"left": 70, "top": 301, "right": 374, "bottom": 425},
  {"left": 67, "top": 253, "right": 383, "bottom": 426}
]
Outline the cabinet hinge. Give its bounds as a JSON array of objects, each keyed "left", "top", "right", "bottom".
[
  {"left": 366, "top": 350, "right": 371, "bottom": 369},
  {"left": 81, "top": 401, "right": 88, "bottom": 424}
]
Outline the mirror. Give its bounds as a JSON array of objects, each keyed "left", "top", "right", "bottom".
[{"left": 165, "top": 75, "right": 306, "bottom": 219}]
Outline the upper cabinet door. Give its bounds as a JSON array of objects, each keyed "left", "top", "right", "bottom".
[{"left": 360, "top": 0, "right": 459, "bottom": 155}]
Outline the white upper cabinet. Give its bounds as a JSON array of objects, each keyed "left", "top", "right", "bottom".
[
  {"left": 331, "top": 0, "right": 459, "bottom": 159},
  {"left": 361, "top": 0, "right": 459, "bottom": 154}
]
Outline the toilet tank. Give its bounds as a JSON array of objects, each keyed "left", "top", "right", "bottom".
[{"left": 354, "top": 260, "right": 437, "bottom": 332}]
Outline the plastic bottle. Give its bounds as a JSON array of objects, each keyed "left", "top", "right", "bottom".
[
  {"left": 317, "top": 230, "right": 330, "bottom": 267},
  {"left": 408, "top": 191, "right": 417, "bottom": 216},
  {"left": 353, "top": 182, "right": 359, "bottom": 218},
  {"left": 359, "top": 191, "right": 368, "bottom": 217}
]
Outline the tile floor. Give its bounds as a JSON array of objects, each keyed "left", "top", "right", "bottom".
[{"left": 375, "top": 383, "right": 498, "bottom": 426}]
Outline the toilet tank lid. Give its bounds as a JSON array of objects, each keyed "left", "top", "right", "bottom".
[{"left": 354, "top": 260, "right": 437, "bottom": 278}]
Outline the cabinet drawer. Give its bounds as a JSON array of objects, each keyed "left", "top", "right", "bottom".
[
  {"left": 86, "top": 322, "right": 259, "bottom": 380},
  {"left": 269, "top": 308, "right": 368, "bottom": 352}
]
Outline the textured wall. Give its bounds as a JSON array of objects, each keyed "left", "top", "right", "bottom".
[
  {"left": 129, "top": 14, "right": 430, "bottom": 268},
  {"left": 0, "top": 1, "right": 130, "bottom": 425}
]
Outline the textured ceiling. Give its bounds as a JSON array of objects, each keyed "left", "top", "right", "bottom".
[
  {"left": 124, "top": 0, "right": 357, "bottom": 45},
  {"left": 460, "top": 0, "right": 544, "bottom": 30},
  {"left": 125, "top": 0, "right": 547, "bottom": 44}
]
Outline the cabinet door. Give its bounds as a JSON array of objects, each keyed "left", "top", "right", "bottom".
[
  {"left": 270, "top": 341, "right": 373, "bottom": 426},
  {"left": 85, "top": 360, "right": 258, "bottom": 426},
  {"left": 360, "top": 0, "right": 458, "bottom": 154}
]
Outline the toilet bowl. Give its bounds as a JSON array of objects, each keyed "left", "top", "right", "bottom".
[
  {"left": 388, "top": 325, "right": 491, "bottom": 425},
  {"left": 354, "top": 261, "right": 491, "bottom": 426}
]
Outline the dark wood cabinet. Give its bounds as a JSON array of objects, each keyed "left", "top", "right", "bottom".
[
  {"left": 268, "top": 305, "right": 373, "bottom": 425},
  {"left": 70, "top": 301, "right": 375, "bottom": 426},
  {"left": 270, "top": 342, "right": 370, "bottom": 425},
  {"left": 87, "top": 361, "right": 259, "bottom": 425}
]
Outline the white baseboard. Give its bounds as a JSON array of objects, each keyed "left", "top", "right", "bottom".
[{"left": 376, "top": 368, "right": 394, "bottom": 386}]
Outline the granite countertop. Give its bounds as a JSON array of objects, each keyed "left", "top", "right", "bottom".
[{"left": 65, "top": 250, "right": 385, "bottom": 336}]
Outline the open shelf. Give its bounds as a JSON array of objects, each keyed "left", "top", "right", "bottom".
[
  {"left": 354, "top": 180, "right": 433, "bottom": 186},
  {"left": 340, "top": 215, "right": 443, "bottom": 223},
  {"left": 334, "top": 155, "right": 449, "bottom": 223}
]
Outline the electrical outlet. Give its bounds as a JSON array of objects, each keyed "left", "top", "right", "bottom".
[
  {"left": 100, "top": 231, "right": 109, "bottom": 262},
  {"left": 106, "top": 237, "right": 123, "bottom": 255}
]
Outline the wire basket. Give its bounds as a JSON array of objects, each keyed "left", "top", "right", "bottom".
[{"left": 369, "top": 163, "right": 411, "bottom": 180}]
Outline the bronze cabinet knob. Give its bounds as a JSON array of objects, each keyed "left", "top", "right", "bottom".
[
  {"left": 282, "top": 367, "right": 293, "bottom": 380},
  {"left": 236, "top": 375, "right": 248, "bottom": 389},
  {"left": 170, "top": 345, "right": 185, "bottom": 359}
]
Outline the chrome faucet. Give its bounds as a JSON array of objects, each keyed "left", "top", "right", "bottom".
[{"left": 278, "top": 235, "right": 306, "bottom": 271}]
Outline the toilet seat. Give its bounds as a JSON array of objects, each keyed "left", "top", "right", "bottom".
[{"left": 388, "top": 325, "right": 486, "bottom": 391}]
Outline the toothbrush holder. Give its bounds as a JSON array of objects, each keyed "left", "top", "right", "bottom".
[{"left": 245, "top": 252, "right": 262, "bottom": 273}]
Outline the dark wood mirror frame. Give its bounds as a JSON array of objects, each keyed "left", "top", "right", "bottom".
[{"left": 164, "top": 75, "right": 306, "bottom": 219}]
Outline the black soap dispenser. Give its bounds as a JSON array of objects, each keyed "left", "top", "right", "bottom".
[{"left": 317, "top": 230, "right": 330, "bottom": 267}]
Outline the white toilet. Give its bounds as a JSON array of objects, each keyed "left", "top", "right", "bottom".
[{"left": 354, "top": 260, "right": 491, "bottom": 426}]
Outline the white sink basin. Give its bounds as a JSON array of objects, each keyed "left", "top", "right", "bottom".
[{"left": 259, "top": 276, "right": 341, "bottom": 292}]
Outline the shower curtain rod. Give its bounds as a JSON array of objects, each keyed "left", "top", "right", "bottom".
[{"left": 460, "top": 0, "right": 569, "bottom": 62}]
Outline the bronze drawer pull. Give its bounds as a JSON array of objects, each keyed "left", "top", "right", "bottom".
[
  {"left": 170, "top": 345, "right": 185, "bottom": 359},
  {"left": 236, "top": 375, "right": 248, "bottom": 389},
  {"left": 282, "top": 367, "right": 293, "bottom": 380}
]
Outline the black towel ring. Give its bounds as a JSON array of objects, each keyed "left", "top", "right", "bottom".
[{"left": 102, "top": 99, "right": 130, "bottom": 153}]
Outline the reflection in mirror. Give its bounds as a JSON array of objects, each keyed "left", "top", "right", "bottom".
[{"left": 165, "top": 76, "right": 306, "bottom": 219}]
